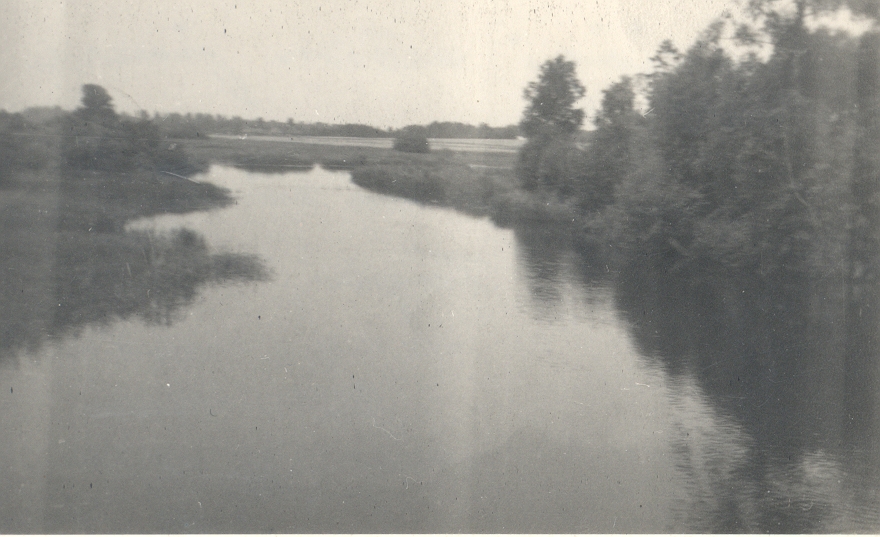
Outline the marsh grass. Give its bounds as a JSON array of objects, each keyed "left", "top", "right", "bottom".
[
  {"left": 184, "top": 137, "right": 384, "bottom": 172},
  {"left": 187, "top": 135, "right": 571, "bottom": 227},
  {"left": 0, "top": 155, "right": 265, "bottom": 363},
  {"left": 0, "top": 168, "right": 62, "bottom": 360},
  {"left": 185, "top": 136, "right": 516, "bottom": 171},
  {"left": 349, "top": 152, "right": 582, "bottom": 229},
  {"left": 57, "top": 168, "right": 234, "bottom": 232}
]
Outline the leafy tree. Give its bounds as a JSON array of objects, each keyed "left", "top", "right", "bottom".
[
  {"left": 520, "top": 55, "right": 586, "bottom": 138},
  {"left": 517, "top": 56, "right": 586, "bottom": 191},
  {"left": 79, "top": 84, "right": 116, "bottom": 120},
  {"left": 581, "top": 77, "right": 640, "bottom": 210},
  {"left": 649, "top": 40, "right": 683, "bottom": 74},
  {"left": 63, "top": 84, "right": 127, "bottom": 170}
]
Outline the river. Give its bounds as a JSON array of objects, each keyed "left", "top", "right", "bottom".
[{"left": 1, "top": 165, "right": 878, "bottom": 532}]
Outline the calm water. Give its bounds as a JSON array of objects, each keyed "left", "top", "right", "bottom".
[{"left": 1, "top": 166, "right": 878, "bottom": 532}]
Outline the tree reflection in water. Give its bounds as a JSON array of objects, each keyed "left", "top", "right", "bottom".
[
  {"left": 511, "top": 224, "right": 878, "bottom": 532},
  {"left": 512, "top": 225, "right": 612, "bottom": 320},
  {"left": 613, "top": 262, "right": 879, "bottom": 533}
]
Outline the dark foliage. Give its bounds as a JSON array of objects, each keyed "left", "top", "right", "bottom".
[
  {"left": 515, "top": 7, "right": 877, "bottom": 283},
  {"left": 393, "top": 125, "right": 431, "bottom": 153},
  {"left": 419, "top": 121, "right": 520, "bottom": 139},
  {"left": 520, "top": 55, "right": 586, "bottom": 139},
  {"left": 0, "top": 90, "right": 263, "bottom": 364},
  {"left": 61, "top": 85, "right": 206, "bottom": 175},
  {"left": 517, "top": 56, "right": 586, "bottom": 191},
  {"left": 0, "top": 111, "right": 60, "bottom": 183},
  {"left": 352, "top": 164, "right": 444, "bottom": 203}
]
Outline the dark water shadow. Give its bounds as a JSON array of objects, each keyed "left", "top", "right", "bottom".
[
  {"left": 511, "top": 225, "right": 614, "bottom": 319},
  {"left": 475, "top": 225, "right": 878, "bottom": 532},
  {"left": 613, "top": 261, "right": 880, "bottom": 532},
  {"left": 52, "top": 228, "right": 267, "bottom": 337},
  {"left": 1, "top": 227, "right": 268, "bottom": 365}
]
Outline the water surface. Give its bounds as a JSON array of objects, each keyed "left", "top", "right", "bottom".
[{"left": 1, "top": 165, "right": 877, "bottom": 532}]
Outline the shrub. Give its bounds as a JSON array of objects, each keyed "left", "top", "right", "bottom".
[
  {"left": 61, "top": 84, "right": 205, "bottom": 175},
  {"left": 393, "top": 125, "right": 430, "bottom": 153}
]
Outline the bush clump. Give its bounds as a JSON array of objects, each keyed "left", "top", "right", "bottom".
[
  {"left": 61, "top": 84, "right": 206, "bottom": 175},
  {"left": 393, "top": 125, "right": 430, "bottom": 153}
]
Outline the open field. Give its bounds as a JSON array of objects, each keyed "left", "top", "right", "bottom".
[
  {"left": 212, "top": 134, "right": 524, "bottom": 153},
  {"left": 184, "top": 135, "right": 517, "bottom": 173}
]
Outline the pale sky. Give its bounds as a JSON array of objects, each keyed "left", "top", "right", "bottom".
[{"left": 1, "top": 0, "right": 742, "bottom": 128}]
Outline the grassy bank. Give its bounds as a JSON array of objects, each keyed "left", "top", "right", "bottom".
[
  {"left": 57, "top": 167, "right": 234, "bottom": 232},
  {"left": 186, "top": 134, "right": 579, "bottom": 229},
  {"left": 0, "top": 155, "right": 265, "bottom": 363},
  {"left": 345, "top": 145, "right": 583, "bottom": 231},
  {"left": 186, "top": 136, "right": 393, "bottom": 172},
  {"left": 351, "top": 161, "right": 591, "bottom": 262}
]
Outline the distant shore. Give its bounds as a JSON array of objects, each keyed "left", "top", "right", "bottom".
[{"left": 209, "top": 133, "right": 524, "bottom": 153}]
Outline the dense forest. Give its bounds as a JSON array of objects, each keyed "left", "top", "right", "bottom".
[{"left": 516, "top": 0, "right": 880, "bottom": 294}]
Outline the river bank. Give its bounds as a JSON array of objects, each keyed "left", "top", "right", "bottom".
[
  {"left": 0, "top": 155, "right": 265, "bottom": 364},
  {"left": 185, "top": 134, "right": 582, "bottom": 234}
]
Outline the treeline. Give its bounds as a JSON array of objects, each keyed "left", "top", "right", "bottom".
[
  {"left": 148, "top": 114, "right": 389, "bottom": 139},
  {"left": 144, "top": 113, "right": 519, "bottom": 140},
  {"left": 0, "top": 85, "right": 232, "bottom": 234},
  {"left": 517, "top": 2, "right": 880, "bottom": 284},
  {"left": 418, "top": 121, "right": 520, "bottom": 139}
]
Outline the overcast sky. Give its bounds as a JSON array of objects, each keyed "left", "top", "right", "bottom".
[{"left": 2, "top": 1, "right": 740, "bottom": 128}]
